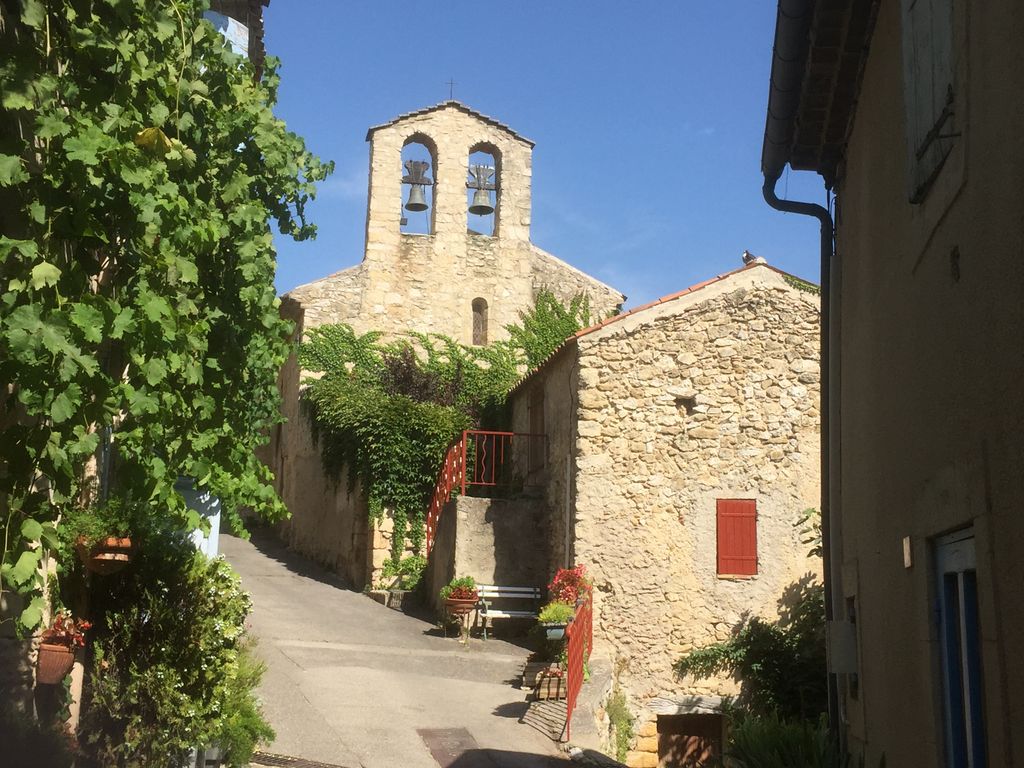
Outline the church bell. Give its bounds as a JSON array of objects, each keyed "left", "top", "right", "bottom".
[
  {"left": 405, "top": 184, "right": 428, "bottom": 212},
  {"left": 468, "top": 188, "right": 494, "bottom": 216}
]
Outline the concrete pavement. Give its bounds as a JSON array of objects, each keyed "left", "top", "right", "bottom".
[{"left": 222, "top": 532, "right": 567, "bottom": 768}]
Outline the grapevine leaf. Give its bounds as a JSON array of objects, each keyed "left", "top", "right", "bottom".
[
  {"left": 8, "top": 550, "right": 41, "bottom": 586},
  {"left": 20, "top": 518, "right": 44, "bottom": 541},
  {"left": 142, "top": 358, "right": 168, "bottom": 386},
  {"left": 20, "top": 597, "right": 46, "bottom": 631},
  {"left": 64, "top": 132, "right": 103, "bottom": 166},
  {"left": 69, "top": 303, "right": 105, "bottom": 342},
  {"left": 110, "top": 307, "right": 135, "bottom": 338},
  {"left": 0, "top": 154, "right": 28, "bottom": 186},
  {"left": 20, "top": 0, "right": 46, "bottom": 28},
  {"left": 30, "top": 262, "right": 61, "bottom": 289},
  {"left": 50, "top": 390, "right": 77, "bottom": 423}
]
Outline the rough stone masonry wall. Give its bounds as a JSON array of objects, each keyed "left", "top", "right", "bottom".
[
  {"left": 265, "top": 105, "right": 624, "bottom": 589},
  {"left": 572, "top": 277, "right": 821, "bottom": 706},
  {"left": 355, "top": 104, "right": 623, "bottom": 343},
  {"left": 509, "top": 346, "right": 580, "bottom": 580}
]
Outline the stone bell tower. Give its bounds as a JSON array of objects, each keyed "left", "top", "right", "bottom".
[
  {"left": 269, "top": 103, "right": 623, "bottom": 587},
  {"left": 284, "top": 100, "right": 622, "bottom": 345},
  {"left": 357, "top": 101, "right": 558, "bottom": 345}
]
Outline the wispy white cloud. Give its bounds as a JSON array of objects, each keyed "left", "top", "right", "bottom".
[
  {"left": 681, "top": 121, "right": 717, "bottom": 138},
  {"left": 314, "top": 164, "right": 367, "bottom": 201}
]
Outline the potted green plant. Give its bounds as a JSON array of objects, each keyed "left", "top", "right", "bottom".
[
  {"left": 36, "top": 612, "right": 90, "bottom": 685},
  {"left": 439, "top": 576, "right": 478, "bottom": 616},
  {"left": 538, "top": 600, "right": 575, "bottom": 640},
  {"left": 60, "top": 499, "right": 138, "bottom": 575}
]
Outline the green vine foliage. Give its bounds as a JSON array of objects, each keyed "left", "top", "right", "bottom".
[
  {"left": 0, "top": 0, "right": 331, "bottom": 631},
  {"left": 300, "top": 327, "right": 519, "bottom": 558},
  {"left": 299, "top": 290, "right": 594, "bottom": 558},
  {"left": 674, "top": 576, "right": 827, "bottom": 720},
  {"left": 506, "top": 288, "right": 592, "bottom": 370}
]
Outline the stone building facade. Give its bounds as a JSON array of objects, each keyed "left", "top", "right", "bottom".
[
  {"left": 761, "top": 1, "right": 1024, "bottom": 764},
  {"left": 507, "top": 261, "right": 821, "bottom": 763},
  {"left": 266, "top": 102, "right": 623, "bottom": 587}
]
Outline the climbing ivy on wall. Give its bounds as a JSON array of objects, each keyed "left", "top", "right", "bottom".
[
  {"left": 506, "top": 288, "right": 592, "bottom": 370},
  {"left": 0, "top": 0, "right": 331, "bottom": 632},
  {"left": 300, "top": 289, "right": 597, "bottom": 558},
  {"left": 299, "top": 327, "right": 519, "bottom": 558}
]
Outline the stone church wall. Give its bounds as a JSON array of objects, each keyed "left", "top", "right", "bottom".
[
  {"left": 508, "top": 345, "right": 581, "bottom": 582},
  {"left": 266, "top": 103, "right": 624, "bottom": 588}
]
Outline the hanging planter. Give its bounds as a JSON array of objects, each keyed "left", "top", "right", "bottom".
[
  {"left": 36, "top": 613, "right": 90, "bottom": 685},
  {"left": 60, "top": 499, "right": 141, "bottom": 575},
  {"left": 36, "top": 643, "right": 76, "bottom": 685},
  {"left": 76, "top": 535, "right": 135, "bottom": 575}
]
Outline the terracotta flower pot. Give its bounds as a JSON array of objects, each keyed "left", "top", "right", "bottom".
[
  {"left": 444, "top": 594, "right": 479, "bottom": 617},
  {"left": 76, "top": 535, "right": 135, "bottom": 575},
  {"left": 36, "top": 642, "right": 76, "bottom": 685}
]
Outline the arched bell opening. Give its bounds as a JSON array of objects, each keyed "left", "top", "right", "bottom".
[
  {"left": 467, "top": 143, "right": 500, "bottom": 237},
  {"left": 401, "top": 134, "right": 437, "bottom": 235}
]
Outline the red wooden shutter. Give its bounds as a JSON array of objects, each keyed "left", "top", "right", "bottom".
[{"left": 717, "top": 499, "right": 757, "bottom": 575}]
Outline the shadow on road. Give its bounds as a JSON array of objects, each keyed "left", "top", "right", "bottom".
[
  {"left": 448, "top": 748, "right": 568, "bottom": 767},
  {"left": 492, "top": 701, "right": 531, "bottom": 719},
  {"left": 231, "top": 527, "right": 357, "bottom": 591}
]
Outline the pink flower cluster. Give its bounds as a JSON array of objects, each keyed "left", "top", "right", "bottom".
[
  {"left": 41, "top": 612, "right": 92, "bottom": 648},
  {"left": 548, "top": 564, "right": 592, "bottom": 605}
]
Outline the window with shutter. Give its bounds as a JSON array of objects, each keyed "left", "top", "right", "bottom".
[
  {"left": 717, "top": 499, "right": 757, "bottom": 576},
  {"left": 901, "top": 0, "right": 957, "bottom": 202}
]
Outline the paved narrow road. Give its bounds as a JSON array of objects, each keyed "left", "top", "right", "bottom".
[{"left": 222, "top": 532, "right": 567, "bottom": 768}]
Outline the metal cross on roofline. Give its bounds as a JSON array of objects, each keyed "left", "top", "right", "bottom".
[
  {"left": 466, "top": 164, "right": 495, "bottom": 191},
  {"left": 446, "top": 78, "right": 456, "bottom": 99}
]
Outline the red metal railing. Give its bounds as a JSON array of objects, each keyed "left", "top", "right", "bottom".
[
  {"left": 425, "top": 430, "right": 546, "bottom": 555},
  {"left": 461, "top": 430, "right": 513, "bottom": 493},
  {"left": 425, "top": 437, "right": 466, "bottom": 556},
  {"left": 564, "top": 593, "right": 593, "bottom": 741}
]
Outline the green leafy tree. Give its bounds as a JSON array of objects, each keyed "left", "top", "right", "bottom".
[{"left": 0, "top": 0, "right": 331, "bottom": 631}]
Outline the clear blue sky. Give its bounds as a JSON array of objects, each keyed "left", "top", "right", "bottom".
[{"left": 264, "top": 1, "right": 826, "bottom": 308}]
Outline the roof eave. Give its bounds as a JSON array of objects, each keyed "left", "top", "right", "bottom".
[
  {"left": 365, "top": 100, "right": 535, "bottom": 147},
  {"left": 761, "top": 0, "right": 880, "bottom": 187}
]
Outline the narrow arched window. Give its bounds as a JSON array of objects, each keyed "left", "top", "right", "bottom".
[
  {"left": 401, "top": 135, "right": 437, "bottom": 235},
  {"left": 472, "top": 298, "right": 488, "bottom": 346},
  {"left": 467, "top": 143, "right": 500, "bottom": 236}
]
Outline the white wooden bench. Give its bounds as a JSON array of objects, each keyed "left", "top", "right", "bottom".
[{"left": 476, "top": 585, "right": 541, "bottom": 640}]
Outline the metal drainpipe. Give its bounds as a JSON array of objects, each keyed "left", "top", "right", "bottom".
[{"left": 762, "top": 174, "right": 841, "bottom": 734}]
